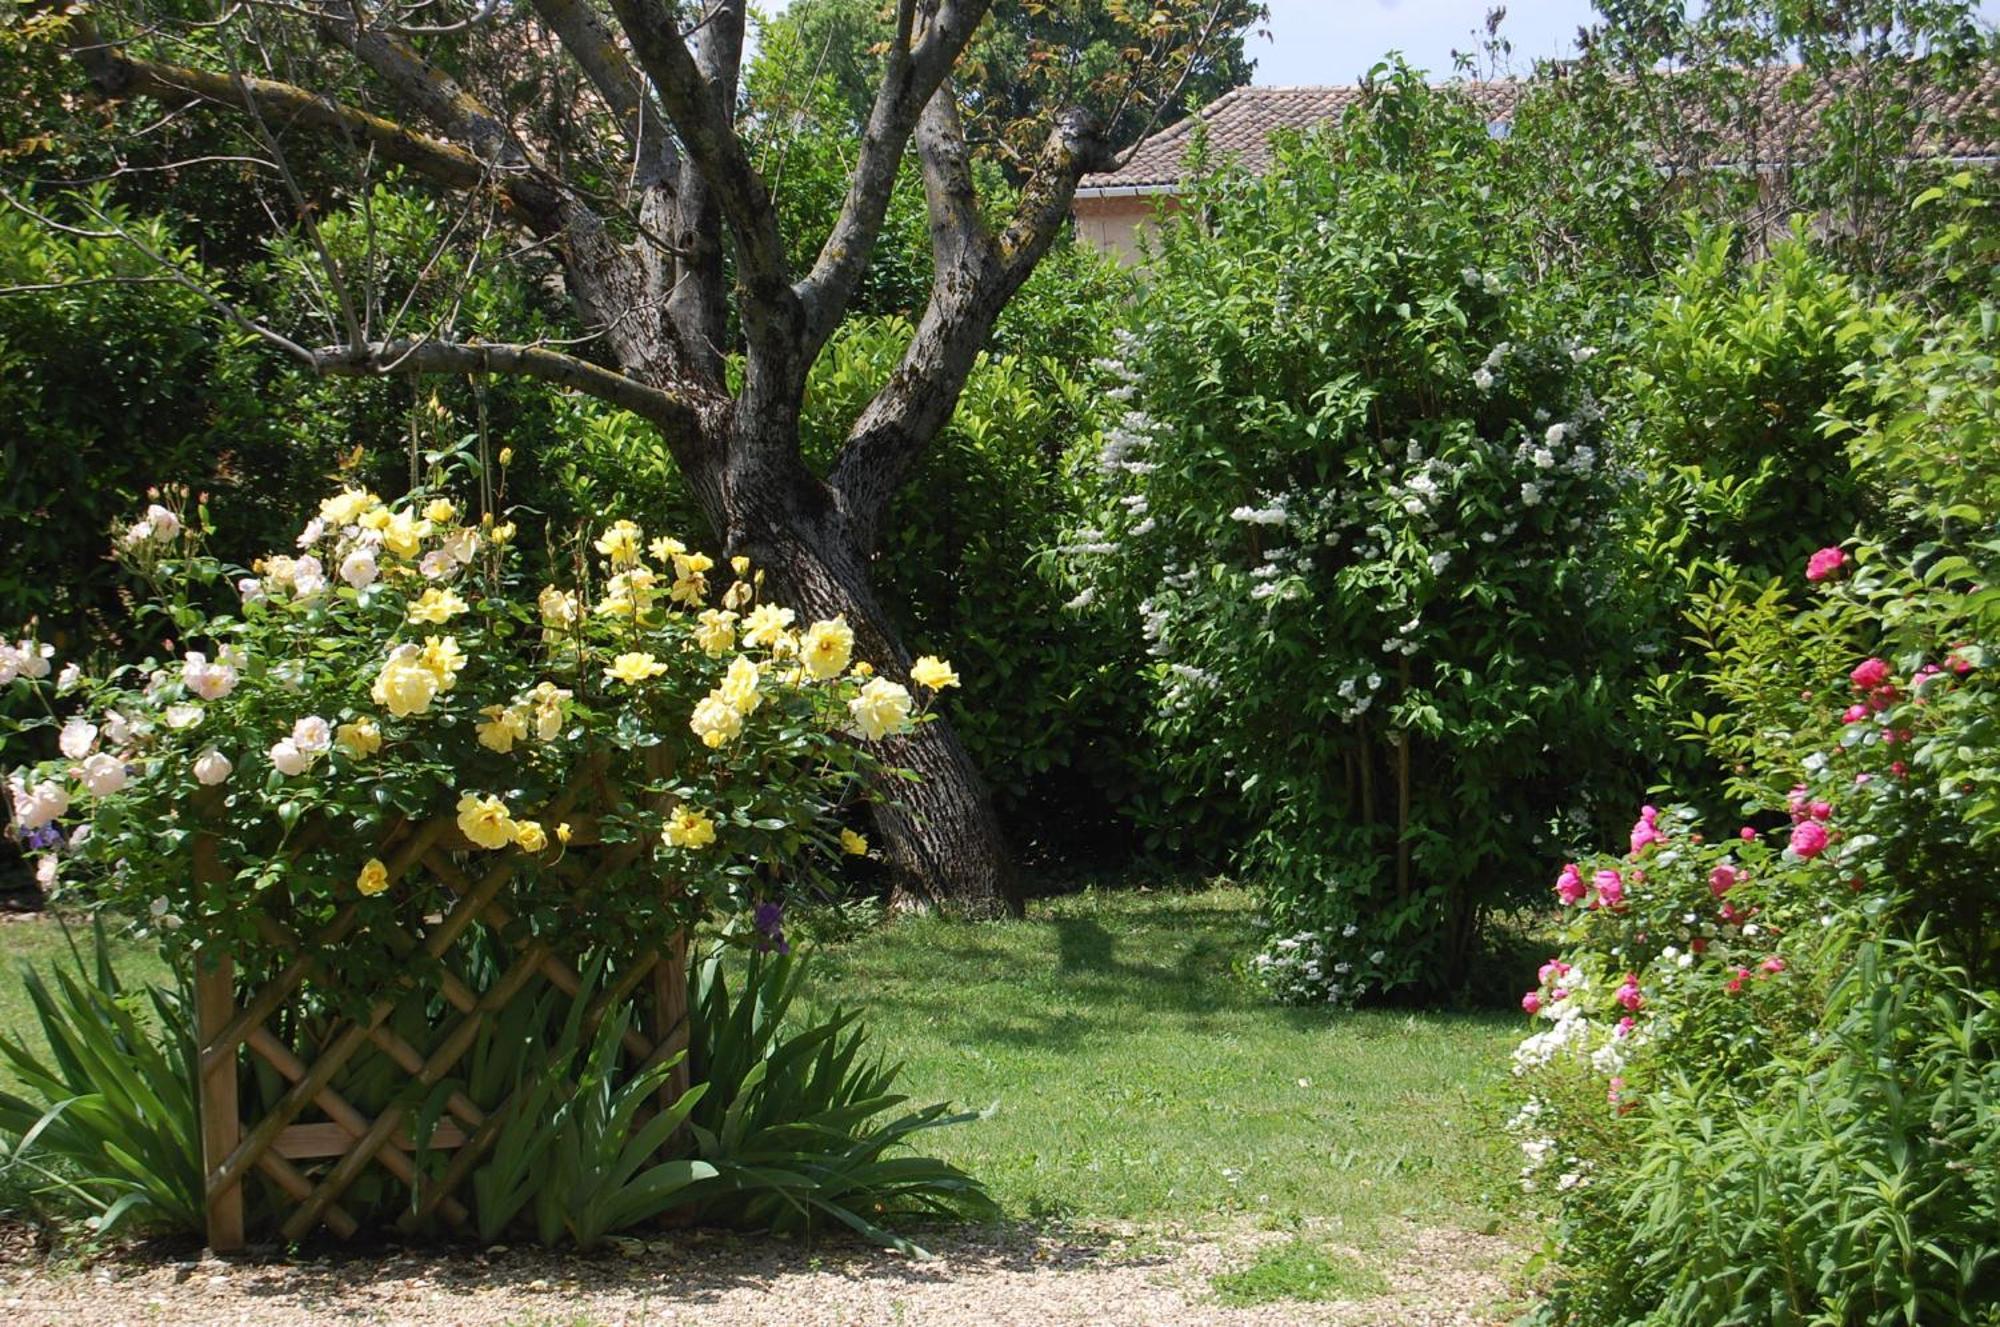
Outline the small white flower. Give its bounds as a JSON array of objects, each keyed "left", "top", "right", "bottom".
[
  {"left": 1472, "top": 367, "right": 1494, "bottom": 392},
  {"left": 339, "top": 548, "right": 379, "bottom": 590},
  {"left": 296, "top": 518, "right": 326, "bottom": 548},
  {"left": 1520, "top": 482, "right": 1542, "bottom": 507},
  {"left": 193, "top": 750, "right": 233, "bottom": 786},
  {"left": 56, "top": 663, "right": 82, "bottom": 692},
  {"left": 291, "top": 716, "right": 333, "bottom": 754},
  {"left": 77, "top": 752, "right": 127, "bottom": 797},
  {"left": 268, "top": 739, "right": 311, "bottom": 777},
  {"left": 58, "top": 720, "right": 98, "bottom": 760}
]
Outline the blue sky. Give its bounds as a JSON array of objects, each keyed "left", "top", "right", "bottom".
[{"left": 1248, "top": 0, "right": 2000, "bottom": 86}]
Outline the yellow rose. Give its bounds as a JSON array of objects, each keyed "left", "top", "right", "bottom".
[
  {"left": 538, "top": 585, "right": 580, "bottom": 629},
  {"left": 730, "top": 555, "right": 751, "bottom": 576},
  {"left": 694, "top": 609, "right": 738, "bottom": 657},
  {"left": 848, "top": 677, "right": 914, "bottom": 740},
  {"left": 498, "top": 447, "right": 514, "bottom": 467},
  {"left": 720, "top": 655, "right": 762, "bottom": 715},
  {"left": 556, "top": 821, "right": 573, "bottom": 845},
  {"left": 851, "top": 661, "right": 875, "bottom": 679},
  {"left": 595, "top": 520, "right": 643, "bottom": 567},
  {"left": 662, "top": 806, "right": 717, "bottom": 850},
  {"left": 476, "top": 704, "right": 529, "bottom": 753},
  {"left": 383, "top": 511, "right": 427, "bottom": 559},
  {"left": 605, "top": 651, "right": 668, "bottom": 686},
  {"left": 801, "top": 617, "right": 856, "bottom": 681},
  {"left": 420, "top": 636, "right": 466, "bottom": 689},
  {"left": 648, "top": 536, "right": 686, "bottom": 563},
  {"left": 689, "top": 693, "right": 743, "bottom": 748},
  {"left": 408, "top": 587, "right": 469, "bottom": 624},
  {"left": 722, "top": 580, "right": 754, "bottom": 611},
  {"left": 372, "top": 646, "right": 439, "bottom": 718},
  {"left": 491, "top": 521, "right": 516, "bottom": 546},
  {"left": 910, "top": 655, "right": 960, "bottom": 691},
  {"left": 514, "top": 820, "right": 548, "bottom": 854},
  {"left": 335, "top": 717, "right": 383, "bottom": 759},
  {"left": 423, "top": 498, "right": 457, "bottom": 524},
  {"left": 320, "top": 488, "right": 380, "bottom": 527},
  {"left": 530, "top": 682, "right": 572, "bottom": 741},
  {"left": 356, "top": 858, "right": 390, "bottom": 896},
  {"left": 741, "top": 603, "right": 795, "bottom": 647},
  {"left": 840, "top": 828, "right": 869, "bottom": 856},
  {"left": 455, "top": 793, "right": 517, "bottom": 850}
]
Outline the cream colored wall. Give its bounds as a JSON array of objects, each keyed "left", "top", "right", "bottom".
[{"left": 1073, "top": 194, "right": 1176, "bottom": 266}]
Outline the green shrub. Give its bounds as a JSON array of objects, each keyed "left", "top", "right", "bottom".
[{"left": 1063, "top": 67, "right": 1647, "bottom": 998}]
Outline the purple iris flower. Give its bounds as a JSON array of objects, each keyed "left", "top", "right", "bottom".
[{"left": 752, "top": 901, "right": 790, "bottom": 955}]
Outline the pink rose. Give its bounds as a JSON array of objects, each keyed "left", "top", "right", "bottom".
[
  {"left": 1614, "top": 1016, "right": 1635, "bottom": 1038},
  {"left": 1521, "top": 991, "right": 1542, "bottom": 1015},
  {"left": 1538, "top": 958, "right": 1571, "bottom": 985},
  {"left": 1708, "top": 864, "right": 1738, "bottom": 897},
  {"left": 1842, "top": 704, "right": 1868, "bottom": 724},
  {"left": 1809, "top": 800, "right": 1832, "bottom": 821},
  {"left": 1759, "top": 956, "right": 1786, "bottom": 975},
  {"left": 1615, "top": 975, "right": 1644, "bottom": 1013},
  {"left": 1554, "top": 863, "right": 1587, "bottom": 907},
  {"left": 1740, "top": 826, "right": 1758, "bottom": 841},
  {"left": 1789, "top": 820, "right": 1829, "bottom": 859},
  {"left": 1593, "top": 868, "right": 1625, "bottom": 908},
  {"left": 1726, "top": 967, "right": 1750, "bottom": 994},
  {"left": 1850, "top": 657, "right": 1891, "bottom": 691},
  {"left": 1805, "top": 547, "right": 1847, "bottom": 582}
]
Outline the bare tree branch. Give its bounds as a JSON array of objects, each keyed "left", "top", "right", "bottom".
[
  {"left": 795, "top": 0, "right": 994, "bottom": 356},
  {"left": 309, "top": 337, "right": 700, "bottom": 431}
]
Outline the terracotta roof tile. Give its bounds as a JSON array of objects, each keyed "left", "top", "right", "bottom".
[{"left": 1080, "top": 66, "right": 2000, "bottom": 193}]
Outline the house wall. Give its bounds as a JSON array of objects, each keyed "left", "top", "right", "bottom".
[{"left": 1073, "top": 193, "right": 1178, "bottom": 266}]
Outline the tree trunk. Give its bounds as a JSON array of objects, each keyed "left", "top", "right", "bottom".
[{"left": 716, "top": 431, "right": 1021, "bottom": 919}]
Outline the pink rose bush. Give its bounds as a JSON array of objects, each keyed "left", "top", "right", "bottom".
[{"left": 1516, "top": 534, "right": 2000, "bottom": 1325}]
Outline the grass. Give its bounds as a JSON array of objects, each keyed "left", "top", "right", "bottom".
[
  {"left": 1210, "top": 1237, "right": 1391, "bottom": 1305},
  {"left": 810, "top": 885, "right": 1522, "bottom": 1240},
  {"left": 0, "top": 886, "right": 1523, "bottom": 1244}
]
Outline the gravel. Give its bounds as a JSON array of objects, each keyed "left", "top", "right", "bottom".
[{"left": 0, "top": 1220, "right": 1518, "bottom": 1327}]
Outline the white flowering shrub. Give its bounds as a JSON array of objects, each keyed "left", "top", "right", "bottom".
[
  {"left": 1062, "top": 69, "right": 1645, "bottom": 1001},
  {"left": 2, "top": 474, "right": 962, "bottom": 989}
]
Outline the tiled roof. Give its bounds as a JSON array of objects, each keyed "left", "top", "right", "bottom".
[{"left": 1080, "top": 66, "right": 2000, "bottom": 194}]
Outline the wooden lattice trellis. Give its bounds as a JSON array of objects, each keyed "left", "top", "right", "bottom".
[{"left": 192, "top": 768, "right": 690, "bottom": 1252}]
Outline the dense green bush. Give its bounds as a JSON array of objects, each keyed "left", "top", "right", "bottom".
[
  {"left": 1063, "top": 70, "right": 1647, "bottom": 997},
  {"left": 1514, "top": 289, "right": 2000, "bottom": 1325}
]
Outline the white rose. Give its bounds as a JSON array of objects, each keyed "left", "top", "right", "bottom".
[
  {"left": 58, "top": 720, "right": 98, "bottom": 760},
  {"left": 291, "top": 716, "right": 332, "bottom": 754},
  {"left": 102, "top": 709, "right": 133, "bottom": 745},
  {"left": 123, "top": 520, "right": 155, "bottom": 549},
  {"left": 56, "top": 663, "right": 82, "bottom": 692},
  {"left": 193, "top": 750, "right": 233, "bottom": 786},
  {"left": 145, "top": 504, "right": 182, "bottom": 541},
  {"left": 339, "top": 548, "right": 379, "bottom": 590},
  {"left": 78, "top": 752, "right": 128, "bottom": 797},
  {"left": 268, "top": 739, "right": 311, "bottom": 777},
  {"left": 183, "top": 652, "right": 239, "bottom": 701},
  {"left": 419, "top": 549, "right": 456, "bottom": 580},
  {"left": 17, "top": 642, "right": 51, "bottom": 680},
  {"left": 238, "top": 577, "right": 267, "bottom": 604},
  {"left": 164, "top": 703, "right": 205, "bottom": 730},
  {"left": 297, "top": 518, "right": 326, "bottom": 548}
]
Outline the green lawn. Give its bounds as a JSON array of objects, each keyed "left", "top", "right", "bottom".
[
  {"left": 0, "top": 887, "right": 1522, "bottom": 1243},
  {"left": 809, "top": 886, "right": 1521, "bottom": 1240}
]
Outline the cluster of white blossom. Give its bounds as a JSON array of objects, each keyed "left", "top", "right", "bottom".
[{"left": 1251, "top": 924, "right": 1393, "bottom": 1007}]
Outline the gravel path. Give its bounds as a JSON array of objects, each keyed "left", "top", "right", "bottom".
[{"left": 0, "top": 1221, "right": 1518, "bottom": 1327}]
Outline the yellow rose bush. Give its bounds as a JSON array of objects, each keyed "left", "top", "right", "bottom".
[{"left": 2, "top": 484, "right": 959, "bottom": 982}]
